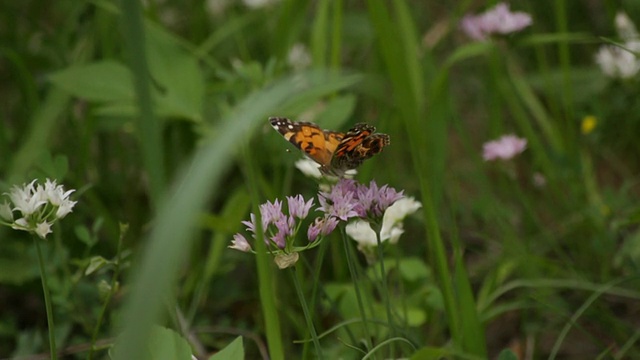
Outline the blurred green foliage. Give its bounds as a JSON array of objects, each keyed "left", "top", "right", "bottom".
[{"left": 1, "top": 0, "right": 640, "bottom": 359}]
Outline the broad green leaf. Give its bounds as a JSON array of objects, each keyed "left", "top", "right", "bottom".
[
  {"left": 147, "top": 326, "right": 193, "bottom": 360},
  {"left": 397, "top": 257, "right": 431, "bottom": 282},
  {"left": 74, "top": 225, "right": 94, "bottom": 247},
  {"left": 402, "top": 306, "right": 427, "bottom": 327},
  {"left": 208, "top": 336, "right": 244, "bottom": 360},
  {"left": 444, "top": 42, "right": 494, "bottom": 67},
  {"left": 48, "top": 61, "right": 134, "bottom": 102},
  {"left": 85, "top": 256, "right": 109, "bottom": 276},
  {"left": 145, "top": 22, "right": 205, "bottom": 122}
]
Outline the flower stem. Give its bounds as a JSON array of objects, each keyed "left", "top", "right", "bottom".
[
  {"left": 34, "top": 237, "right": 57, "bottom": 360},
  {"left": 341, "top": 226, "right": 373, "bottom": 351},
  {"left": 88, "top": 225, "right": 126, "bottom": 360},
  {"left": 374, "top": 225, "right": 395, "bottom": 356},
  {"left": 290, "top": 267, "right": 323, "bottom": 359}
]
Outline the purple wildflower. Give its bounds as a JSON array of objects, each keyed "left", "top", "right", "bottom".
[
  {"left": 322, "top": 217, "right": 339, "bottom": 236},
  {"left": 287, "top": 194, "right": 314, "bottom": 219},
  {"left": 482, "top": 134, "right": 527, "bottom": 161},
  {"left": 307, "top": 216, "right": 340, "bottom": 242},
  {"left": 231, "top": 194, "right": 317, "bottom": 253},
  {"left": 353, "top": 181, "right": 377, "bottom": 217},
  {"left": 331, "top": 191, "right": 360, "bottom": 221},
  {"left": 270, "top": 231, "right": 287, "bottom": 249},
  {"left": 318, "top": 180, "right": 360, "bottom": 221},
  {"left": 229, "top": 233, "right": 252, "bottom": 252},
  {"left": 373, "top": 184, "right": 404, "bottom": 216},
  {"left": 317, "top": 178, "right": 404, "bottom": 221},
  {"left": 259, "top": 199, "right": 284, "bottom": 225},
  {"left": 354, "top": 181, "right": 404, "bottom": 219},
  {"left": 461, "top": 2, "right": 532, "bottom": 41},
  {"left": 307, "top": 221, "right": 321, "bottom": 243},
  {"left": 274, "top": 216, "right": 295, "bottom": 237},
  {"left": 241, "top": 213, "right": 258, "bottom": 234}
]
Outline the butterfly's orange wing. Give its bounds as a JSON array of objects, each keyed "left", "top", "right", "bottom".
[
  {"left": 269, "top": 117, "right": 389, "bottom": 176},
  {"left": 331, "top": 123, "right": 390, "bottom": 172},
  {"left": 269, "top": 117, "right": 343, "bottom": 167}
]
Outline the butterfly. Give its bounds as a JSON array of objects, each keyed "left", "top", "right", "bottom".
[{"left": 269, "top": 117, "right": 390, "bottom": 177}]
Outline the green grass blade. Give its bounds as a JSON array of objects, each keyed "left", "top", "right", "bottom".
[
  {"left": 453, "top": 249, "right": 487, "bottom": 356},
  {"left": 111, "top": 70, "right": 362, "bottom": 360},
  {"left": 119, "top": 0, "right": 165, "bottom": 208}
]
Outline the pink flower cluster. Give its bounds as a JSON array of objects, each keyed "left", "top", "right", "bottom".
[
  {"left": 482, "top": 134, "right": 527, "bottom": 161},
  {"left": 317, "top": 179, "right": 403, "bottom": 221},
  {"left": 461, "top": 3, "right": 532, "bottom": 41},
  {"left": 232, "top": 195, "right": 314, "bottom": 251},
  {"left": 230, "top": 179, "right": 404, "bottom": 253}
]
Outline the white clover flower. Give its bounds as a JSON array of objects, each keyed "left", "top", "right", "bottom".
[
  {"left": 35, "top": 221, "right": 53, "bottom": 239},
  {"left": 346, "top": 197, "right": 422, "bottom": 252},
  {"left": 56, "top": 201, "right": 76, "bottom": 219},
  {"left": 8, "top": 180, "right": 47, "bottom": 216},
  {"left": 294, "top": 158, "right": 356, "bottom": 180},
  {"left": 595, "top": 45, "right": 640, "bottom": 79},
  {"left": 615, "top": 12, "right": 638, "bottom": 42},
  {"left": 2, "top": 179, "right": 77, "bottom": 239},
  {"left": 43, "top": 178, "right": 76, "bottom": 207},
  {"left": 12, "top": 218, "right": 29, "bottom": 230},
  {"left": 595, "top": 12, "right": 640, "bottom": 79},
  {"left": 346, "top": 220, "right": 378, "bottom": 248},
  {"left": 380, "top": 197, "right": 422, "bottom": 244},
  {"left": 295, "top": 158, "right": 323, "bottom": 179}
]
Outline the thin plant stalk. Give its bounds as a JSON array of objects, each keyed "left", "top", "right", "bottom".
[
  {"left": 340, "top": 226, "right": 373, "bottom": 351},
  {"left": 242, "top": 146, "right": 285, "bottom": 359},
  {"left": 290, "top": 267, "right": 323, "bottom": 359},
  {"left": 87, "top": 225, "right": 126, "bottom": 360},
  {"left": 373, "top": 223, "right": 395, "bottom": 357},
  {"left": 302, "top": 239, "right": 329, "bottom": 359},
  {"left": 34, "top": 236, "right": 57, "bottom": 360}
]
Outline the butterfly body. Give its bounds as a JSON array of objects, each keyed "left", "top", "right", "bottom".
[{"left": 269, "top": 117, "right": 390, "bottom": 176}]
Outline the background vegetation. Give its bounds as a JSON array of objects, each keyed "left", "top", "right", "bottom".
[{"left": 1, "top": 0, "right": 640, "bottom": 359}]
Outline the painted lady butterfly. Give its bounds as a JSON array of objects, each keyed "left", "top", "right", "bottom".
[{"left": 269, "top": 117, "right": 390, "bottom": 177}]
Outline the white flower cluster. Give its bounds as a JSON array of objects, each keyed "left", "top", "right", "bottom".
[
  {"left": 346, "top": 197, "right": 422, "bottom": 254},
  {"left": 595, "top": 12, "right": 640, "bottom": 79},
  {"left": 0, "top": 179, "right": 77, "bottom": 239}
]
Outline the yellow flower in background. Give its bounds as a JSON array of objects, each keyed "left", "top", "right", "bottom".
[{"left": 581, "top": 115, "right": 597, "bottom": 135}]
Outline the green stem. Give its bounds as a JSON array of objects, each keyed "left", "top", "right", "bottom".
[
  {"left": 341, "top": 226, "right": 373, "bottom": 351},
  {"left": 290, "top": 267, "right": 323, "bottom": 359},
  {"left": 373, "top": 225, "right": 395, "bottom": 357},
  {"left": 34, "top": 237, "right": 57, "bottom": 360},
  {"left": 302, "top": 239, "right": 329, "bottom": 359},
  {"left": 88, "top": 225, "right": 126, "bottom": 360}
]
